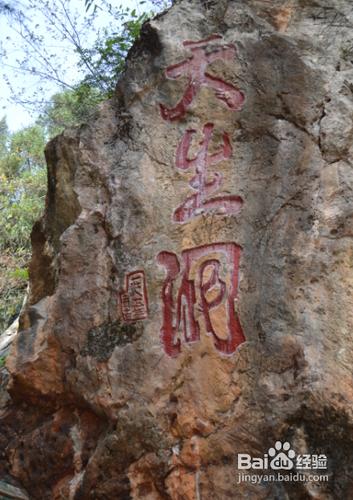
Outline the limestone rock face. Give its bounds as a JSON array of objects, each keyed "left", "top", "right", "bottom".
[{"left": 1, "top": 0, "right": 353, "bottom": 498}]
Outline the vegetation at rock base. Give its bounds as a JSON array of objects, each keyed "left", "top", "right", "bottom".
[
  {"left": 0, "top": 119, "right": 46, "bottom": 332},
  {"left": 0, "top": 0, "right": 170, "bottom": 333}
]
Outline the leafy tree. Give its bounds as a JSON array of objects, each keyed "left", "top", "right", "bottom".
[
  {"left": 0, "top": 125, "right": 45, "bottom": 178},
  {"left": 38, "top": 84, "right": 104, "bottom": 137},
  {"left": 79, "top": 1, "right": 153, "bottom": 95},
  {"left": 0, "top": 119, "right": 46, "bottom": 332}
]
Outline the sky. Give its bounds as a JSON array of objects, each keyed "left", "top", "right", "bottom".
[{"left": 0, "top": 0, "right": 154, "bottom": 131}]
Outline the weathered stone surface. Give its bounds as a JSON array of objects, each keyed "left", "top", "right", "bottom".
[{"left": 1, "top": 0, "right": 353, "bottom": 498}]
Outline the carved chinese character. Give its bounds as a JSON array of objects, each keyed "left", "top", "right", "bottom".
[
  {"left": 173, "top": 122, "right": 243, "bottom": 223},
  {"left": 119, "top": 271, "right": 149, "bottom": 322},
  {"left": 157, "top": 243, "right": 245, "bottom": 357},
  {"left": 160, "top": 35, "right": 245, "bottom": 121}
]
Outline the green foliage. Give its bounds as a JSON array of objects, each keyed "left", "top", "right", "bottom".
[
  {"left": 0, "top": 125, "right": 46, "bottom": 177},
  {"left": 0, "top": 356, "right": 6, "bottom": 368},
  {"left": 0, "top": 118, "right": 46, "bottom": 332},
  {"left": 0, "top": 251, "right": 27, "bottom": 333},
  {"left": 0, "top": 121, "right": 46, "bottom": 254},
  {"left": 64, "top": 1, "right": 162, "bottom": 100},
  {"left": 35, "top": 7, "right": 150, "bottom": 134},
  {"left": 79, "top": 2, "right": 152, "bottom": 95},
  {"left": 38, "top": 84, "right": 105, "bottom": 137},
  {"left": 0, "top": 164, "right": 46, "bottom": 252},
  {"left": 9, "top": 267, "right": 29, "bottom": 280}
]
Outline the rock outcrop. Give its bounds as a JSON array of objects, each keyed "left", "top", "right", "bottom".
[{"left": 1, "top": 0, "right": 353, "bottom": 498}]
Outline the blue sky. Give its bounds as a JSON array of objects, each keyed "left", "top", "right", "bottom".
[{"left": 0, "top": 0, "right": 154, "bottom": 131}]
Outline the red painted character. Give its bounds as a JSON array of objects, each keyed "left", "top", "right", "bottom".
[
  {"left": 173, "top": 122, "right": 243, "bottom": 223},
  {"left": 157, "top": 243, "right": 245, "bottom": 357},
  {"left": 160, "top": 35, "right": 245, "bottom": 121},
  {"left": 119, "top": 271, "right": 149, "bottom": 322}
]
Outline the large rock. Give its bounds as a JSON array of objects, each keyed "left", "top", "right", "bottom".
[{"left": 2, "top": 0, "right": 353, "bottom": 498}]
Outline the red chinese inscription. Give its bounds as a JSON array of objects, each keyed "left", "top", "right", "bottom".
[
  {"left": 173, "top": 122, "right": 243, "bottom": 223},
  {"left": 160, "top": 35, "right": 245, "bottom": 121},
  {"left": 119, "top": 271, "right": 149, "bottom": 322},
  {"left": 157, "top": 243, "right": 245, "bottom": 357}
]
